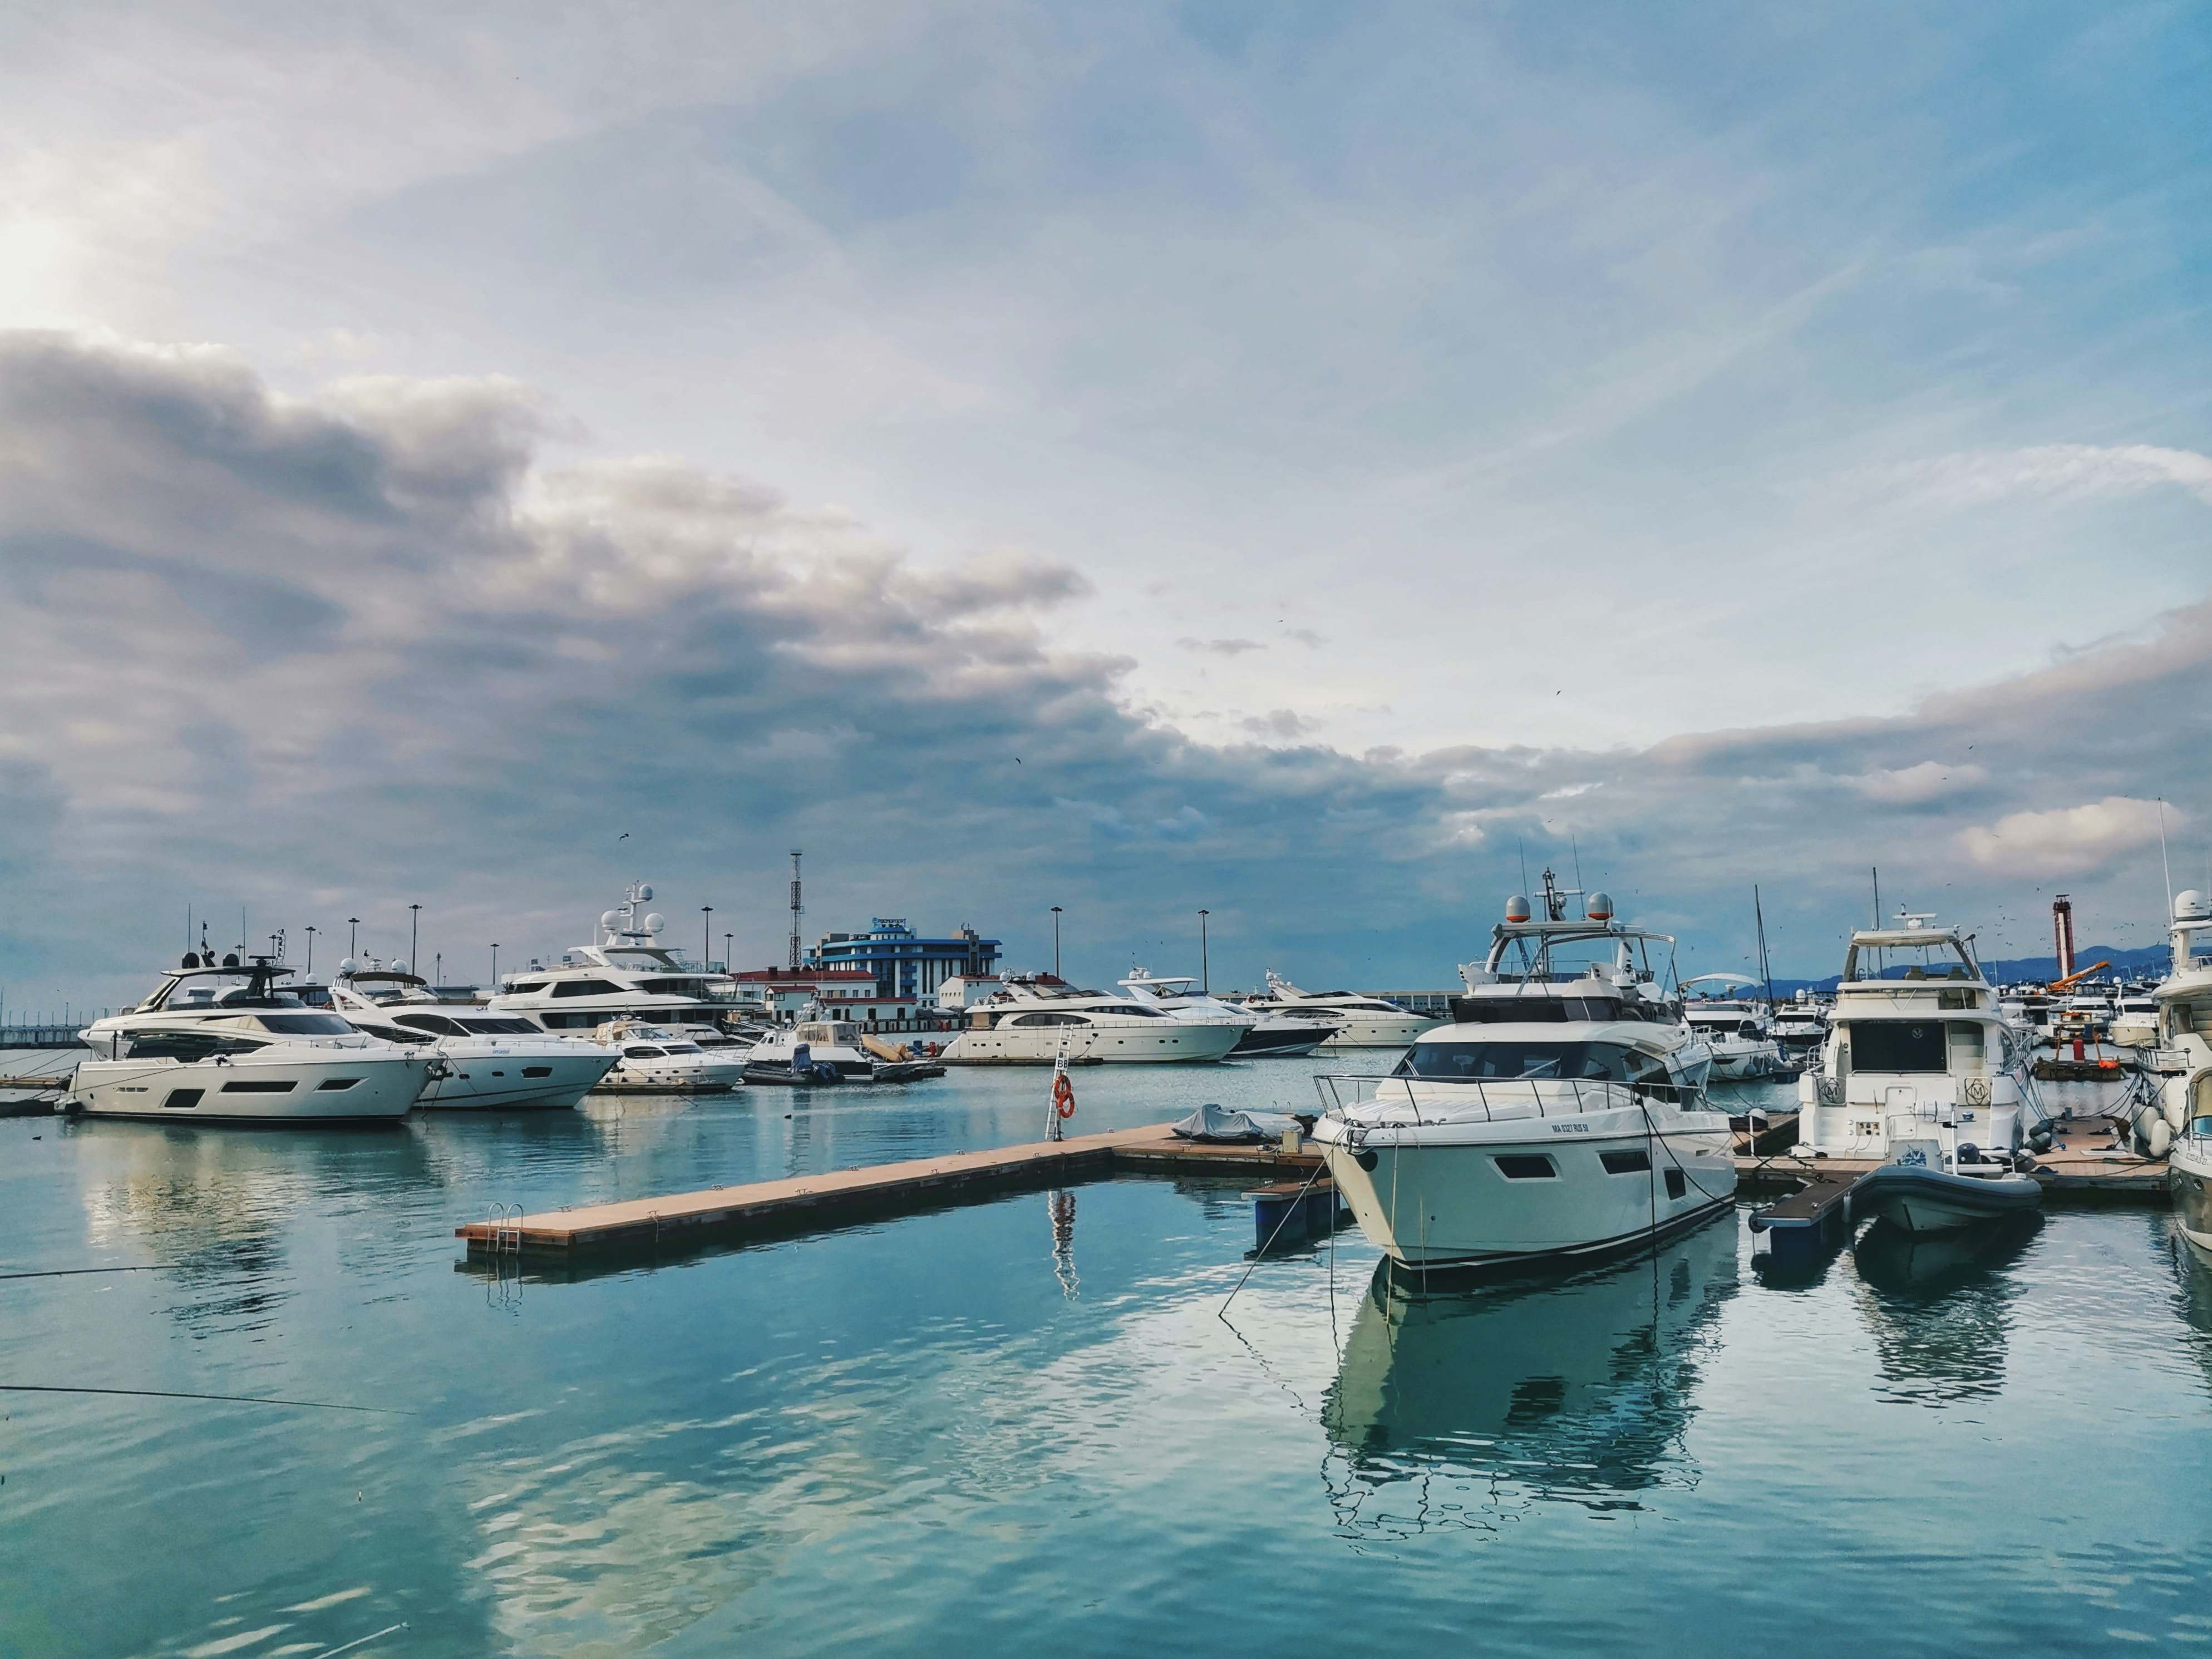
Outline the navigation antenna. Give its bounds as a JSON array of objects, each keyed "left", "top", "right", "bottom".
[{"left": 788, "top": 850, "right": 804, "bottom": 970}]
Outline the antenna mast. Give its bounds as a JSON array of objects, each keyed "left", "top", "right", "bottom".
[{"left": 788, "top": 850, "right": 805, "bottom": 971}]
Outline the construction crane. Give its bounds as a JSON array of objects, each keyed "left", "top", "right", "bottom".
[{"left": 2048, "top": 960, "right": 2111, "bottom": 993}]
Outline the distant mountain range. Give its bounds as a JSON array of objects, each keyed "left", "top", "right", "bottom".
[{"left": 1767, "top": 943, "right": 2171, "bottom": 997}]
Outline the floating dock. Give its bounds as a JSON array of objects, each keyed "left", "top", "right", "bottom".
[{"left": 458, "top": 1122, "right": 1319, "bottom": 1260}]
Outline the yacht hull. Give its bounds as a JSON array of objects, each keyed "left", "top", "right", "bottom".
[
  {"left": 417, "top": 1051, "right": 614, "bottom": 1111},
  {"left": 2173, "top": 1153, "right": 2212, "bottom": 1251},
  {"left": 939, "top": 1024, "right": 1241, "bottom": 1064},
  {"left": 1228, "top": 1025, "right": 1330, "bottom": 1058},
  {"left": 67, "top": 1051, "right": 428, "bottom": 1123},
  {"left": 1315, "top": 1117, "right": 1737, "bottom": 1270},
  {"left": 1316, "top": 1015, "right": 1442, "bottom": 1051},
  {"left": 1849, "top": 1163, "right": 2042, "bottom": 1233}
]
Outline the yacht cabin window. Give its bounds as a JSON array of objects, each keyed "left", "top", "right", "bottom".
[
  {"left": 459, "top": 1017, "right": 543, "bottom": 1035},
  {"left": 551, "top": 980, "right": 623, "bottom": 998},
  {"left": 254, "top": 1013, "right": 359, "bottom": 1035},
  {"left": 1840, "top": 1021, "right": 1953, "bottom": 1073},
  {"left": 1395, "top": 1040, "right": 1664, "bottom": 1084}
]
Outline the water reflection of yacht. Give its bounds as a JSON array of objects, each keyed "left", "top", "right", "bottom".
[
  {"left": 1322, "top": 1218, "right": 1738, "bottom": 1529},
  {"left": 1849, "top": 1216, "right": 2038, "bottom": 1405}
]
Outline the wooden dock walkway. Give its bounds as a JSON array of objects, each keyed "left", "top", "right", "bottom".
[{"left": 457, "top": 1122, "right": 1319, "bottom": 1258}]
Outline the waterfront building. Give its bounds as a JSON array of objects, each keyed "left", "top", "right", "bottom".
[{"left": 809, "top": 919, "right": 1001, "bottom": 1003}]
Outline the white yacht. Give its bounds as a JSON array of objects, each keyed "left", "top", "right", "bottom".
[
  {"left": 2109, "top": 994, "right": 2161, "bottom": 1050},
  {"left": 1795, "top": 913, "right": 2048, "bottom": 1231},
  {"left": 326, "top": 966, "right": 615, "bottom": 1110},
  {"left": 938, "top": 979, "right": 1243, "bottom": 1065},
  {"left": 2142, "top": 896, "right": 2212, "bottom": 1229},
  {"left": 1117, "top": 970, "right": 1332, "bottom": 1058},
  {"left": 1771, "top": 993, "right": 1829, "bottom": 1055},
  {"left": 1310, "top": 883, "right": 1732, "bottom": 1271},
  {"left": 1241, "top": 973, "right": 1442, "bottom": 1050},
  {"left": 487, "top": 882, "right": 737, "bottom": 1037},
  {"left": 71, "top": 953, "right": 433, "bottom": 1124},
  {"left": 1679, "top": 976, "right": 1786, "bottom": 1081},
  {"left": 743, "top": 1017, "right": 875, "bottom": 1083},
  {"left": 590, "top": 1019, "right": 747, "bottom": 1092}
]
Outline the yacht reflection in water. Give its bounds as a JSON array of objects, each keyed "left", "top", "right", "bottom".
[
  {"left": 1321, "top": 1218, "right": 1738, "bottom": 1535},
  {"left": 1849, "top": 1214, "right": 2042, "bottom": 1407}
]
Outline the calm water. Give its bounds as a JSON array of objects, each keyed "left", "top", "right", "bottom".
[{"left": 4, "top": 1065, "right": 2209, "bottom": 1658}]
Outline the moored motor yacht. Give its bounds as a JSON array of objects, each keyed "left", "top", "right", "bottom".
[
  {"left": 487, "top": 882, "right": 738, "bottom": 1036},
  {"left": 590, "top": 1019, "right": 747, "bottom": 1092},
  {"left": 71, "top": 953, "right": 433, "bottom": 1124},
  {"left": 326, "top": 966, "right": 615, "bottom": 1109},
  {"left": 1117, "top": 970, "right": 1331, "bottom": 1057},
  {"left": 1311, "top": 880, "right": 1732, "bottom": 1271},
  {"left": 1795, "top": 912, "right": 2048, "bottom": 1231},
  {"left": 743, "top": 1016, "right": 876, "bottom": 1083},
  {"left": 2141, "top": 892, "right": 2212, "bottom": 1243},
  {"left": 1241, "top": 973, "right": 1442, "bottom": 1050},
  {"left": 938, "top": 978, "right": 1243, "bottom": 1064},
  {"left": 1680, "top": 975, "right": 1786, "bottom": 1080},
  {"left": 2109, "top": 994, "right": 2160, "bottom": 1050}
]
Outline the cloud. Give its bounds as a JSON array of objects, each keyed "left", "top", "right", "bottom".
[
  {"left": 1850, "top": 761, "right": 1988, "bottom": 805},
  {"left": 1876, "top": 445, "right": 2212, "bottom": 511},
  {"left": 1239, "top": 709, "right": 1321, "bottom": 739},
  {"left": 1957, "top": 798, "right": 2179, "bottom": 878},
  {"left": 1282, "top": 629, "right": 1326, "bottom": 649},
  {"left": 1176, "top": 637, "right": 1265, "bottom": 656}
]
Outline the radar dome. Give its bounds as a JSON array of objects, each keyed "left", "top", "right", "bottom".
[
  {"left": 643, "top": 912, "right": 666, "bottom": 935},
  {"left": 221, "top": 952, "right": 240, "bottom": 968},
  {"left": 638, "top": 884, "right": 654, "bottom": 901},
  {"left": 1504, "top": 894, "right": 1532, "bottom": 923},
  {"left": 338, "top": 957, "right": 358, "bottom": 975},
  {"left": 2177, "top": 890, "right": 2210, "bottom": 922},
  {"left": 181, "top": 951, "right": 201, "bottom": 969},
  {"left": 600, "top": 910, "right": 622, "bottom": 930},
  {"left": 1586, "top": 891, "right": 1615, "bottom": 921},
  {"left": 391, "top": 959, "right": 409, "bottom": 975}
]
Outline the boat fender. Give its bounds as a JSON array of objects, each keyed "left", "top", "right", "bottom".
[{"left": 2141, "top": 1117, "right": 2172, "bottom": 1159}]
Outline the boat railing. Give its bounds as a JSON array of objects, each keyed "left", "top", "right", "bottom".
[{"left": 1313, "top": 1073, "right": 1689, "bottom": 1124}]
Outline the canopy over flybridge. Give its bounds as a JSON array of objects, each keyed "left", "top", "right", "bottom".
[
  {"left": 1465, "top": 870, "right": 1679, "bottom": 990},
  {"left": 1838, "top": 911, "right": 1985, "bottom": 985}
]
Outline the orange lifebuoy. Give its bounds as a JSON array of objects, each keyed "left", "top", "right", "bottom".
[{"left": 1052, "top": 1072, "right": 1076, "bottom": 1118}]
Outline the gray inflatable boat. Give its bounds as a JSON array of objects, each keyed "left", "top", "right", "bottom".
[{"left": 1850, "top": 1160, "right": 2042, "bottom": 1234}]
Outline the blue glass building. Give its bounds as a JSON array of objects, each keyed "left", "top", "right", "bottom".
[{"left": 809, "top": 919, "right": 1002, "bottom": 1001}]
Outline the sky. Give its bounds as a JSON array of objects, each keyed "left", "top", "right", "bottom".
[{"left": 3, "top": 0, "right": 2210, "bottom": 1016}]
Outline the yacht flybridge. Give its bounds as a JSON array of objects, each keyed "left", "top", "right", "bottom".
[
  {"left": 1242, "top": 974, "right": 1441, "bottom": 1050},
  {"left": 1117, "top": 970, "right": 1333, "bottom": 1057},
  {"left": 1795, "top": 912, "right": 2047, "bottom": 1232},
  {"left": 488, "top": 882, "right": 737, "bottom": 1035},
  {"left": 938, "top": 977, "right": 1243, "bottom": 1065},
  {"left": 1311, "top": 877, "right": 1732, "bottom": 1272},
  {"left": 71, "top": 953, "right": 433, "bottom": 1124},
  {"left": 327, "top": 965, "right": 616, "bottom": 1110}
]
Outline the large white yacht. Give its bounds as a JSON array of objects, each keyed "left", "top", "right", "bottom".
[
  {"left": 1117, "top": 970, "right": 1333, "bottom": 1058},
  {"left": 2109, "top": 993, "right": 2161, "bottom": 1050},
  {"left": 1242, "top": 973, "right": 1442, "bottom": 1050},
  {"left": 938, "top": 978, "right": 1243, "bottom": 1065},
  {"left": 487, "top": 882, "right": 737, "bottom": 1036},
  {"left": 71, "top": 953, "right": 433, "bottom": 1124},
  {"left": 2142, "top": 893, "right": 2212, "bottom": 1245},
  {"left": 1795, "top": 913, "right": 2048, "bottom": 1231},
  {"left": 589, "top": 1019, "right": 748, "bottom": 1092},
  {"left": 326, "top": 966, "right": 615, "bottom": 1109},
  {"left": 1680, "top": 975, "right": 1786, "bottom": 1081},
  {"left": 1310, "top": 882, "right": 1732, "bottom": 1271}
]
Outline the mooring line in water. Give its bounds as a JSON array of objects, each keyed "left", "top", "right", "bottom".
[
  {"left": 0, "top": 1263, "right": 180, "bottom": 1282},
  {"left": 317, "top": 1621, "right": 409, "bottom": 1656},
  {"left": 1217, "top": 1157, "right": 1330, "bottom": 1322},
  {"left": 0, "top": 1384, "right": 411, "bottom": 1415}
]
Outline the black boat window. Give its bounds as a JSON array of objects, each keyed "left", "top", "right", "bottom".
[
  {"left": 1447, "top": 996, "right": 1628, "bottom": 1024},
  {"left": 255, "top": 1013, "right": 358, "bottom": 1035},
  {"left": 1664, "top": 1168, "right": 1688, "bottom": 1199},
  {"left": 1493, "top": 1154, "right": 1558, "bottom": 1179},
  {"left": 1396, "top": 1041, "right": 1633, "bottom": 1081},
  {"left": 162, "top": 1089, "right": 203, "bottom": 1110},
  {"left": 395, "top": 1014, "right": 470, "bottom": 1037},
  {"left": 1600, "top": 1149, "right": 1651, "bottom": 1174},
  {"left": 623, "top": 1045, "right": 667, "bottom": 1058},
  {"left": 1843, "top": 1021, "right": 1947, "bottom": 1073},
  {"left": 118, "top": 1031, "right": 269, "bottom": 1062},
  {"left": 459, "top": 1017, "right": 544, "bottom": 1035},
  {"left": 551, "top": 980, "right": 622, "bottom": 998}
]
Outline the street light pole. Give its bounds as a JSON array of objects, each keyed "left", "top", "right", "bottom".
[
  {"left": 1199, "top": 909, "right": 1210, "bottom": 994},
  {"left": 702, "top": 905, "right": 713, "bottom": 970},
  {"left": 491, "top": 942, "right": 500, "bottom": 985},
  {"left": 1051, "top": 906, "right": 1063, "bottom": 979},
  {"left": 409, "top": 903, "right": 421, "bottom": 973},
  {"left": 304, "top": 925, "right": 317, "bottom": 974},
  {"left": 348, "top": 917, "right": 360, "bottom": 959},
  {"left": 723, "top": 931, "right": 733, "bottom": 974}
]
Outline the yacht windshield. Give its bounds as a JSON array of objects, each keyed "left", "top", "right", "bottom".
[
  {"left": 1451, "top": 996, "right": 1630, "bottom": 1024},
  {"left": 1395, "top": 1041, "right": 1647, "bottom": 1082},
  {"left": 254, "top": 1014, "right": 357, "bottom": 1035}
]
